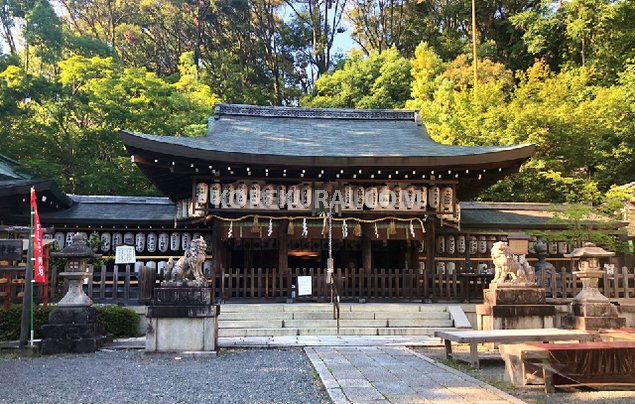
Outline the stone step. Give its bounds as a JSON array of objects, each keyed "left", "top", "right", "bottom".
[
  {"left": 219, "top": 328, "right": 299, "bottom": 338},
  {"left": 220, "top": 312, "right": 294, "bottom": 321},
  {"left": 219, "top": 303, "right": 449, "bottom": 314},
  {"left": 283, "top": 319, "right": 389, "bottom": 328},
  {"left": 220, "top": 320, "right": 285, "bottom": 329},
  {"left": 219, "top": 327, "right": 449, "bottom": 337},
  {"left": 373, "top": 312, "right": 450, "bottom": 320},
  {"left": 387, "top": 319, "right": 453, "bottom": 328},
  {"left": 219, "top": 311, "right": 450, "bottom": 321}
]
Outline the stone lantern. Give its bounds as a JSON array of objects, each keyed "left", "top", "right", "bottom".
[
  {"left": 53, "top": 233, "right": 101, "bottom": 306},
  {"left": 40, "top": 233, "right": 105, "bottom": 354},
  {"left": 563, "top": 243, "right": 625, "bottom": 330}
]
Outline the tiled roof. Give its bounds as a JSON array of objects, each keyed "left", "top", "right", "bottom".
[
  {"left": 122, "top": 103, "right": 531, "bottom": 158},
  {"left": 37, "top": 195, "right": 176, "bottom": 225},
  {"left": 0, "top": 155, "right": 29, "bottom": 180}
]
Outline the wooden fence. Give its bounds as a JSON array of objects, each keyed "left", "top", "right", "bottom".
[{"left": 74, "top": 265, "right": 634, "bottom": 304}]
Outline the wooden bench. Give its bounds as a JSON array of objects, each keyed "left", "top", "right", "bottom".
[
  {"left": 435, "top": 328, "right": 595, "bottom": 368},
  {"left": 499, "top": 341, "right": 635, "bottom": 392}
]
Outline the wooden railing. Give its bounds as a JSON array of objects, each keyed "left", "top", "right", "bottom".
[{"left": 46, "top": 264, "right": 635, "bottom": 305}]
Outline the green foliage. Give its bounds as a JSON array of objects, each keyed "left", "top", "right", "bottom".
[
  {"left": 531, "top": 203, "right": 625, "bottom": 252},
  {"left": 304, "top": 47, "right": 411, "bottom": 109},
  {"left": 0, "top": 305, "right": 139, "bottom": 340},
  {"left": 0, "top": 304, "right": 54, "bottom": 341},
  {"left": 95, "top": 306, "right": 139, "bottom": 338},
  {"left": 25, "top": 0, "right": 63, "bottom": 66}
]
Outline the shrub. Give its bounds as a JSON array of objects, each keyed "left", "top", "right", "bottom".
[
  {"left": 0, "top": 304, "right": 55, "bottom": 340},
  {"left": 95, "top": 306, "right": 139, "bottom": 337},
  {"left": 0, "top": 304, "right": 138, "bottom": 341}
]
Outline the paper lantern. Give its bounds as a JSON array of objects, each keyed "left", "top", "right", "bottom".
[
  {"left": 277, "top": 185, "right": 287, "bottom": 208},
  {"left": 469, "top": 236, "right": 478, "bottom": 255},
  {"left": 441, "top": 187, "right": 454, "bottom": 212},
  {"left": 300, "top": 184, "right": 312, "bottom": 209},
  {"left": 235, "top": 183, "right": 248, "bottom": 208},
  {"left": 378, "top": 185, "right": 391, "bottom": 209},
  {"left": 158, "top": 233, "right": 169, "bottom": 253},
  {"left": 478, "top": 235, "right": 487, "bottom": 254},
  {"left": 112, "top": 232, "right": 123, "bottom": 249},
  {"left": 54, "top": 232, "right": 65, "bottom": 250},
  {"left": 146, "top": 233, "right": 157, "bottom": 253},
  {"left": 428, "top": 186, "right": 440, "bottom": 210},
  {"left": 447, "top": 262, "right": 456, "bottom": 275},
  {"left": 195, "top": 182, "right": 208, "bottom": 208},
  {"left": 343, "top": 185, "right": 354, "bottom": 209},
  {"left": 354, "top": 186, "right": 365, "bottom": 209},
  {"left": 457, "top": 235, "right": 466, "bottom": 254},
  {"left": 436, "top": 235, "right": 445, "bottom": 254},
  {"left": 100, "top": 233, "right": 111, "bottom": 253},
  {"left": 288, "top": 185, "right": 300, "bottom": 208},
  {"left": 262, "top": 184, "right": 275, "bottom": 208},
  {"left": 135, "top": 233, "right": 146, "bottom": 253},
  {"left": 210, "top": 183, "right": 222, "bottom": 208},
  {"left": 548, "top": 242, "right": 558, "bottom": 255},
  {"left": 446, "top": 235, "right": 456, "bottom": 255},
  {"left": 249, "top": 183, "right": 261, "bottom": 208},
  {"left": 223, "top": 184, "right": 235, "bottom": 208},
  {"left": 404, "top": 186, "right": 417, "bottom": 209},
  {"left": 123, "top": 232, "right": 134, "bottom": 246},
  {"left": 419, "top": 186, "right": 427, "bottom": 210},
  {"left": 181, "top": 232, "right": 192, "bottom": 251},
  {"left": 170, "top": 232, "right": 180, "bottom": 251},
  {"left": 365, "top": 187, "right": 378, "bottom": 209}
]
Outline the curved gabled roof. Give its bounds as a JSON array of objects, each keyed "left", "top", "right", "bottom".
[{"left": 122, "top": 103, "right": 533, "bottom": 168}]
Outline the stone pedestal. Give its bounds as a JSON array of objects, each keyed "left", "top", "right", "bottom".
[
  {"left": 40, "top": 307, "right": 105, "bottom": 354},
  {"left": 145, "top": 287, "right": 220, "bottom": 353},
  {"left": 477, "top": 286, "right": 555, "bottom": 331},
  {"left": 561, "top": 271, "right": 626, "bottom": 330}
]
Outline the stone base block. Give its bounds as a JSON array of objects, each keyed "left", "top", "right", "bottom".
[
  {"left": 478, "top": 312, "right": 555, "bottom": 331},
  {"left": 572, "top": 301, "right": 619, "bottom": 317},
  {"left": 145, "top": 315, "right": 218, "bottom": 352},
  {"left": 40, "top": 307, "right": 104, "bottom": 355},
  {"left": 562, "top": 315, "right": 626, "bottom": 331},
  {"left": 153, "top": 287, "right": 212, "bottom": 305},
  {"left": 484, "top": 287, "right": 546, "bottom": 305}
]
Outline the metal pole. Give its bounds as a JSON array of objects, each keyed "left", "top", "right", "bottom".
[{"left": 472, "top": 0, "right": 478, "bottom": 93}]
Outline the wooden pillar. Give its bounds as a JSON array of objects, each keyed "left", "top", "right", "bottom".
[
  {"left": 425, "top": 218, "right": 435, "bottom": 277},
  {"left": 278, "top": 220, "right": 289, "bottom": 272},
  {"left": 212, "top": 218, "right": 224, "bottom": 272},
  {"left": 409, "top": 241, "right": 419, "bottom": 270},
  {"left": 362, "top": 224, "right": 372, "bottom": 272}
]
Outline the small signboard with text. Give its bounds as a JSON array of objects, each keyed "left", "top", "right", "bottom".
[
  {"left": 0, "top": 240, "right": 23, "bottom": 261},
  {"left": 115, "top": 245, "right": 136, "bottom": 264},
  {"left": 297, "top": 276, "right": 312, "bottom": 296}
]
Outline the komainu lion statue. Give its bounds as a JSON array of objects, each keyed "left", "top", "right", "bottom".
[
  {"left": 164, "top": 237, "right": 207, "bottom": 286},
  {"left": 491, "top": 241, "right": 535, "bottom": 286}
]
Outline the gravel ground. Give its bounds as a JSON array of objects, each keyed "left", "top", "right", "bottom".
[
  {"left": 0, "top": 349, "right": 330, "bottom": 404},
  {"left": 414, "top": 346, "right": 635, "bottom": 404}
]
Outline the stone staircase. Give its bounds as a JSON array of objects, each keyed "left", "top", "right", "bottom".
[{"left": 218, "top": 303, "right": 462, "bottom": 337}]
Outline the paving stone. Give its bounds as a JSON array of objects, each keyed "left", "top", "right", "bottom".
[
  {"left": 327, "top": 387, "right": 348, "bottom": 404},
  {"left": 338, "top": 378, "right": 373, "bottom": 388},
  {"left": 341, "top": 386, "right": 385, "bottom": 402},
  {"left": 372, "top": 381, "right": 417, "bottom": 396}
]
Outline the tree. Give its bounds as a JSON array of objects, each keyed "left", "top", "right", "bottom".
[
  {"left": 25, "top": 0, "right": 64, "bottom": 70},
  {"left": 346, "top": 0, "right": 407, "bottom": 54},
  {"left": 303, "top": 46, "right": 411, "bottom": 109}
]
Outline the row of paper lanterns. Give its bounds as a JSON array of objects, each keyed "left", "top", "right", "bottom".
[
  {"left": 178, "top": 182, "right": 456, "bottom": 218},
  {"left": 435, "top": 235, "right": 570, "bottom": 256},
  {"left": 51, "top": 232, "right": 213, "bottom": 254}
]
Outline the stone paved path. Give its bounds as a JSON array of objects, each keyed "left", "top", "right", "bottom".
[{"left": 306, "top": 346, "right": 525, "bottom": 404}]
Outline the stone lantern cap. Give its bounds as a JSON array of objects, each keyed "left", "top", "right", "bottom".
[
  {"left": 564, "top": 244, "right": 614, "bottom": 258},
  {"left": 51, "top": 233, "right": 102, "bottom": 259}
]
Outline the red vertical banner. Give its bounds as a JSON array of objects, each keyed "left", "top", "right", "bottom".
[{"left": 30, "top": 188, "right": 46, "bottom": 283}]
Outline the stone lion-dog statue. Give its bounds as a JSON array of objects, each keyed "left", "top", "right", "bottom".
[
  {"left": 164, "top": 237, "right": 207, "bottom": 286},
  {"left": 491, "top": 241, "right": 535, "bottom": 286}
]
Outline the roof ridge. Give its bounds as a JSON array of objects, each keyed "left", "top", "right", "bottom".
[{"left": 213, "top": 103, "right": 417, "bottom": 121}]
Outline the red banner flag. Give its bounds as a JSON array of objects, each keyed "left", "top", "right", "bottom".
[{"left": 30, "top": 188, "right": 46, "bottom": 284}]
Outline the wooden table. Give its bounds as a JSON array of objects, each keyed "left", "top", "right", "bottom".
[
  {"left": 500, "top": 341, "right": 635, "bottom": 392},
  {"left": 435, "top": 328, "right": 596, "bottom": 368}
]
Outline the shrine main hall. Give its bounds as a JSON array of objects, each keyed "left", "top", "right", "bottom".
[{"left": 116, "top": 103, "right": 535, "bottom": 300}]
